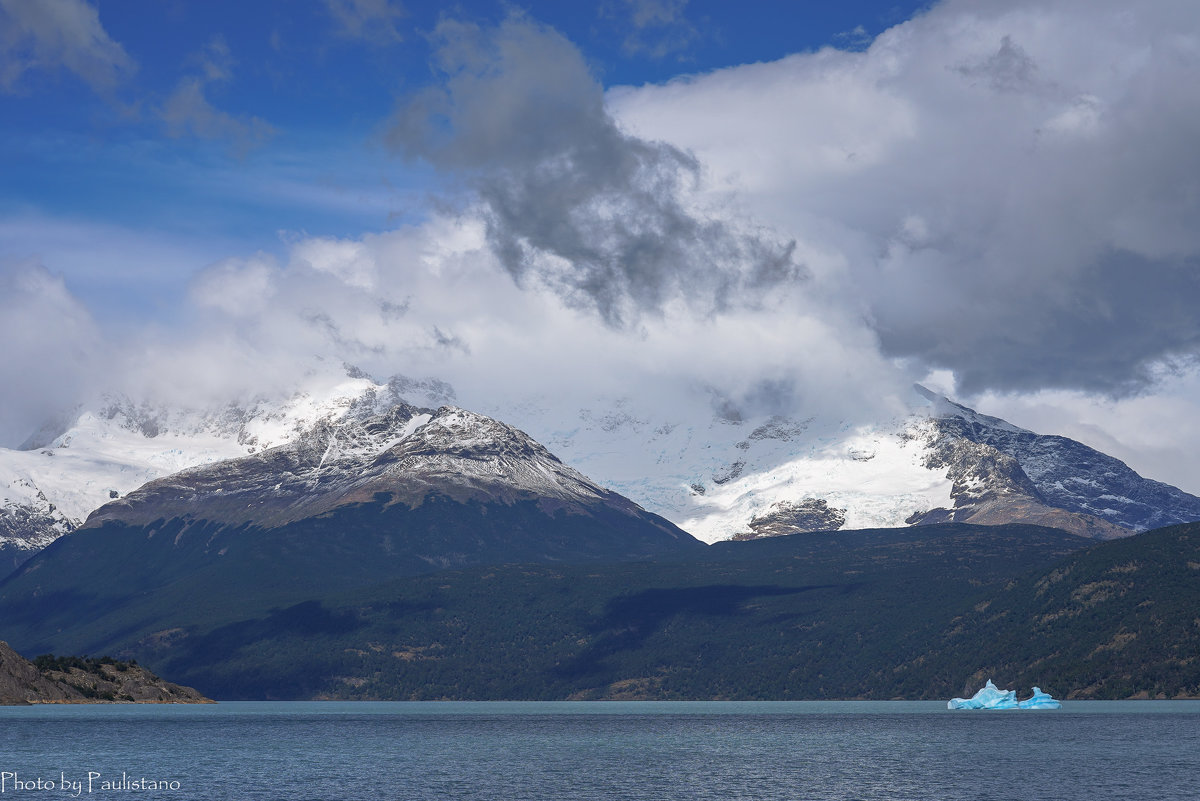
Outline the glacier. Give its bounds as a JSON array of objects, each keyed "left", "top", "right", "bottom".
[{"left": 948, "top": 680, "right": 1061, "bottom": 710}]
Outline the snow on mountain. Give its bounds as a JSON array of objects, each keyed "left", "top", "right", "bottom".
[
  {"left": 4, "top": 367, "right": 1200, "bottom": 570},
  {"left": 485, "top": 383, "right": 1200, "bottom": 542},
  {"left": 491, "top": 400, "right": 956, "bottom": 544},
  {"left": 87, "top": 402, "right": 655, "bottom": 532},
  {"left": 0, "top": 374, "right": 431, "bottom": 569}
]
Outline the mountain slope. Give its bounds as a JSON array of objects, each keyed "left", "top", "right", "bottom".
[
  {"left": 913, "top": 521, "right": 1200, "bottom": 699},
  {"left": 919, "top": 389, "right": 1200, "bottom": 532},
  {"left": 2, "top": 522, "right": 1097, "bottom": 700},
  {"left": 0, "top": 403, "right": 700, "bottom": 659}
]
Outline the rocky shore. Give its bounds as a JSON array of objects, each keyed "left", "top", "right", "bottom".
[{"left": 0, "top": 641, "right": 212, "bottom": 705}]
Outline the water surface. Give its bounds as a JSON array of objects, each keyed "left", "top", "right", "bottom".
[{"left": 1, "top": 701, "right": 1195, "bottom": 800}]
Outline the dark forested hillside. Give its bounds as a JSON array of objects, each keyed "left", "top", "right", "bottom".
[
  {"left": 4, "top": 522, "right": 1197, "bottom": 701},
  {"left": 56, "top": 523, "right": 1096, "bottom": 699}
]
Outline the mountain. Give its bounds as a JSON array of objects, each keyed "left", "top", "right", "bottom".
[
  {"left": 79, "top": 401, "right": 697, "bottom": 564},
  {"left": 7, "top": 513, "right": 1194, "bottom": 702},
  {"left": 494, "top": 383, "right": 1200, "bottom": 541},
  {"left": 0, "top": 401, "right": 699, "bottom": 660},
  {"left": 4, "top": 370, "right": 1200, "bottom": 571},
  {"left": 907, "top": 387, "right": 1200, "bottom": 533},
  {"left": 0, "top": 374, "right": 455, "bottom": 572}
]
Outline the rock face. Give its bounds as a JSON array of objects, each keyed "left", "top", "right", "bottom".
[
  {"left": 0, "top": 641, "right": 211, "bottom": 705},
  {"left": 903, "top": 387, "right": 1200, "bottom": 539},
  {"left": 904, "top": 418, "right": 1129, "bottom": 539},
  {"left": 733, "top": 499, "right": 848, "bottom": 540},
  {"left": 930, "top": 409, "right": 1200, "bottom": 533},
  {"left": 1, "top": 492, "right": 73, "bottom": 575}
]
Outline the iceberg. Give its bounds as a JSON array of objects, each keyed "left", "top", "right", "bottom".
[
  {"left": 948, "top": 680, "right": 1061, "bottom": 710},
  {"left": 948, "top": 679, "right": 1018, "bottom": 709},
  {"left": 1017, "top": 687, "right": 1062, "bottom": 710}
]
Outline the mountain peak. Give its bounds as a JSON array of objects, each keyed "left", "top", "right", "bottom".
[{"left": 912, "top": 384, "right": 1031, "bottom": 434}]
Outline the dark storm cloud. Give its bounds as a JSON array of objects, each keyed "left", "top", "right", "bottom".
[
  {"left": 879, "top": 250, "right": 1200, "bottom": 396},
  {"left": 386, "top": 16, "right": 801, "bottom": 327}
]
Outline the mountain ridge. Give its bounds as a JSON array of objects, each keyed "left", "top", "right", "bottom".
[{"left": 4, "top": 373, "right": 1200, "bottom": 573}]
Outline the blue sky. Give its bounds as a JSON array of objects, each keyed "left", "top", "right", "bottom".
[
  {"left": 5, "top": 0, "right": 1200, "bottom": 495},
  {"left": 0, "top": 0, "right": 927, "bottom": 316}
]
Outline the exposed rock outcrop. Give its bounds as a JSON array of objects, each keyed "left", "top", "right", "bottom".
[{"left": 0, "top": 641, "right": 212, "bottom": 705}]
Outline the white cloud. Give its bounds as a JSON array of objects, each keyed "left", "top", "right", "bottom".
[
  {"left": 0, "top": 261, "right": 99, "bottom": 446},
  {"left": 190, "top": 254, "right": 280, "bottom": 317},
  {"left": 289, "top": 238, "right": 378, "bottom": 291},
  {"left": 608, "top": 0, "right": 1200, "bottom": 396},
  {"left": 9, "top": 0, "right": 1200, "bottom": 501}
]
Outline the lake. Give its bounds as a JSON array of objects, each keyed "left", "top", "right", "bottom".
[{"left": 1, "top": 701, "right": 1197, "bottom": 800}]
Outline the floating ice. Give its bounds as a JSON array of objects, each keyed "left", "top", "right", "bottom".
[
  {"left": 948, "top": 679, "right": 1017, "bottom": 709},
  {"left": 1018, "top": 687, "right": 1062, "bottom": 710},
  {"left": 948, "top": 680, "right": 1060, "bottom": 710}
]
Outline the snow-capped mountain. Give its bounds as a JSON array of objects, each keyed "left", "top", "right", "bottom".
[
  {"left": 0, "top": 373, "right": 454, "bottom": 571},
  {"left": 87, "top": 402, "right": 687, "bottom": 543},
  {"left": 4, "top": 368, "right": 1200, "bottom": 573},
  {"left": 480, "top": 383, "right": 1200, "bottom": 542},
  {"left": 0, "top": 403, "right": 697, "bottom": 628}
]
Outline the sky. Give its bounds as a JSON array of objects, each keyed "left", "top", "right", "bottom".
[{"left": 3, "top": 0, "right": 1200, "bottom": 494}]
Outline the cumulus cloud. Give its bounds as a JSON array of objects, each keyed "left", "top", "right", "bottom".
[
  {"left": 290, "top": 238, "right": 378, "bottom": 291},
  {"left": 41, "top": 204, "right": 897, "bottom": 452},
  {"left": 161, "top": 38, "right": 274, "bottom": 153},
  {"left": 190, "top": 254, "right": 280, "bottom": 317},
  {"left": 0, "top": 0, "right": 134, "bottom": 93},
  {"left": 386, "top": 15, "right": 801, "bottom": 328},
  {"left": 608, "top": 0, "right": 1200, "bottom": 396}
]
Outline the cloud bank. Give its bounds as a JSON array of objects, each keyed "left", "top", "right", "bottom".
[{"left": 608, "top": 0, "right": 1200, "bottom": 396}]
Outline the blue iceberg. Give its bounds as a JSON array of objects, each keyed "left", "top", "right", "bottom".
[
  {"left": 1018, "top": 687, "right": 1062, "bottom": 709},
  {"left": 948, "top": 680, "right": 1060, "bottom": 710},
  {"left": 948, "top": 679, "right": 1017, "bottom": 709}
]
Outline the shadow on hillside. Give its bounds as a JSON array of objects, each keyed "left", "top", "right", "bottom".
[{"left": 556, "top": 583, "right": 841, "bottom": 680}]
